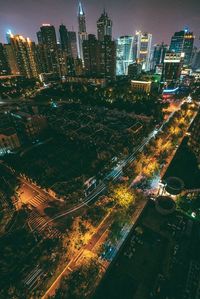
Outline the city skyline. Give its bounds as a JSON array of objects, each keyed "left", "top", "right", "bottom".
[{"left": 0, "top": 0, "right": 199, "bottom": 45}]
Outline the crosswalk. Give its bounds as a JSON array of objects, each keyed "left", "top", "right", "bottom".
[
  {"left": 23, "top": 266, "right": 43, "bottom": 291},
  {"left": 28, "top": 194, "right": 47, "bottom": 208},
  {"left": 28, "top": 210, "right": 47, "bottom": 232},
  {"left": 28, "top": 210, "right": 62, "bottom": 239}
]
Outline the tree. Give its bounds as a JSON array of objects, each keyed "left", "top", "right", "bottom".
[
  {"left": 143, "top": 159, "right": 159, "bottom": 177},
  {"left": 111, "top": 184, "right": 135, "bottom": 209},
  {"left": 170, "top": 126, "right": 181, "bottom": 137}
]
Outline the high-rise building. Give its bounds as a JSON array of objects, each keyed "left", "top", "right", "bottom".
[
  {"left": 116, "top": 36, "right": 134, "bottom": 76},
  {"left": 59, "top": 24, "right": 70, "bottom": 53},
  {"left": 37, "top": 24, "right": 60, "bottom": 76},
  {"left": 134, "top": 31, "right": 152, "bottom": 71},
  {"left": 152, "top": 43, "right": 168, "bottom": 70},
  {"left": 99, "top": 35, "right": 116, "bottom": 80},
  {"left": 83, "top": 34, "right": 116, "bottom": 79},
  {"left": 36, "top": 31, "right": 43, "bottom": 45},
  {"left": 192, "top": 49, "right": 200, "bottom": 70},
  {"left": 68, "top": 31, "right": 78, "bottom": 59},
  {"left": 97, "top": 10, "right": 112, "bottom": 41},
  {"left": 0, "top": 43, "right": 11, "bottom": 75},
  {"left": 38, "top": 24, "right": 57, "bottom": 48},
  {"left": 128, "top": 63, "right": 142, "bottom": 78},
  {"left": 78, "top": 1, "right": 87, "bottom": 62},
  {"left": 59, "top": 25, "right": 78, "bottom": 60},
  {"left": 162, "top": 51, "right": 184, "bottom": 85},
  {"left": 169, "top": 29, "right": 194, "bottom": 66},
  {"left": 83, "top": 34, "right": 99, "bottom": 77},
  {"left": 9, "top": 34, "right": 38, "bottom": 78},
  {"left": 4, "top": 44, "right": 19, "bottom": 75}
]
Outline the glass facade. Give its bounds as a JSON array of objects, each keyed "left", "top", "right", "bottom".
[{"left": 116, "top": 36, "right": 134, "bottom": 76}]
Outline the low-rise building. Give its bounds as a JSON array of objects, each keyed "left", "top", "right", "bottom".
[
  {"left": 0, "top": 127, "right": 20, "bottom": 155},
  {"left": 10, "top": 111, "right": 48, "bottom": 143},
  {"left": 188, "top": 111, "right": 200, "bottom": 162},
  {"left": 131, "top": 80, "right": 151, "bottom": 93}
]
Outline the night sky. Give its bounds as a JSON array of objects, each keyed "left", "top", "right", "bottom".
[{"left": 0, "top": 0, "right": 200, "bottom": 45}]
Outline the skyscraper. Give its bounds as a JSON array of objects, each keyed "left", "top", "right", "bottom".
[
  {"left": 68, "top": 31, "right": 78, "bottom": 59},
  {"left": 9, "top": 34, "right": 38, "bottom": 78},
  {"left": 59, "top": 24, "right": 70, "bottom": 53},
  {"left": 134, "top": 31, "right": 152, "bottom": 71},
  {"left": 152, "top": 43, "right": 168, "bottom": 70},
  {"left": 59, "top": 25, "right": 78, "bottom": 60},
  {"left": 162, "top": 52, "right": 184, "bottom": 85},
  {"left": 97, "top": 10, "right": 112, "bottom": 41},
  {"left": 99, "top": 35, "right": 116, "bottom": 80},
  {"left": 37, "top": 24, "right": 60, "bottom": 75},
  {"left": 116, "top": 36, "right": 134, "bottom": 76},
  {"left": 59, "top": 25, "right": 78, "bottom": 76},
  {"left": 192, "top": 49, "right": 200, "bottom": 70},
  {"left": 83, "top": 34, "right": 99, "bottom": 77},
  {"left": 78, "top": 1, "right": 87, "bottom": 62},
  {"left": 169, "top": 29, "right": 194, "bottom": 66},
  {"left": 38, "top": 24, "right": 57, "bottom": 48}
]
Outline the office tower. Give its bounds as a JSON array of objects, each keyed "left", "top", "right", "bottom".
[
  {"left": 68, "top": 31, "right": 78, "bottom": 59},
  {"left": 162, "top": 52, "right": 184, "bottom": 85},
  {"left": 134, "top": 31, "right": 152, "bottom": 71},
  {"left": 0, "top": 43, "right": 11, "bottom": 75},
  {"left": 170, "top": 29, "right": 194, "bottom": 66},
  {"left": 97, "top": 10, "right": 112, "bottom": 41},
  {"left": 83, "top": 34, "right": 99, "bottom": 77},
  {"left": 192, "top": 49, "right": 200, "bottom": 70},
  {"left": 99, "top": 35, "right": 116, "bottom": 80},
  {"left": 59, "top": 25, "right": 78, "bottom": 60},
  {"left": 183, "top": 31, "right": 195, "bottom": 66},
  {"left": 39, "top": 24, "right": 57, "bottom": 47},
  {"left": 78, "top": 1, "right": 87, "bottom": 62},
  {"left": 116, "top": 36, "right": 134, "bottom": 76},
  {"left": 59, "top": 24, "right": 70, "bottom": 54},
  {"left": 152, "top": 43, "right": 168, "bottom": 70},
  {"left": 9, "top": 34, "right": 38, "bottom": 78},
  {"left": 128, "top": 63, "right": 142, "bottom": 78},
  {"left": 37, "top": 24, "right": 60, "bottom": 75}
]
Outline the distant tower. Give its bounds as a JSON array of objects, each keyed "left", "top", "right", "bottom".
[
  {"left": 169, "top": 29, "right": 194, "bottom": 66},
  {"left": 134, "top": 31, "right": 152, "bottom": 71},
  {"left": 116, "top": 36, "right": 134, "bottom": 76},
  {"left": 78, "top": 1, "right": 87, "bottom": 63},
  {"left": 97, "top": 9, "right": 112, "bottom": 41}
]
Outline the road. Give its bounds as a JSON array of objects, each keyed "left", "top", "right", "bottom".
[
  {"left": 42, "top": 197, "right": 148, "bottom": 299},
  {"left": 41, "top": 211, "right": 113, "bottom": 299},
  {"left": 35, "top": 98, "right": 194, "bottom": 296},
  {"left": 29, "top": 103, "right": 185, "bottom": 232}
]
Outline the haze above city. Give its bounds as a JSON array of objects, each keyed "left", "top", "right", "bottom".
[{"left": 0, "top": 0, "right": 200, "bottom": 44}]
